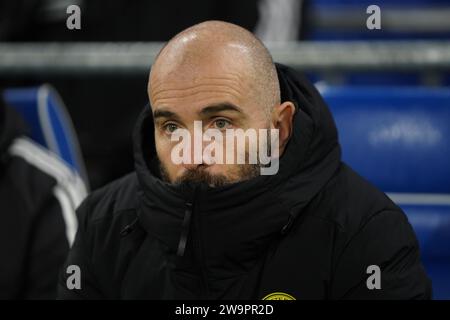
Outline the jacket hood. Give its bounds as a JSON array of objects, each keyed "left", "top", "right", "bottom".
[{"left": 133, "top": 63, "right": 341, "bottom": 280}]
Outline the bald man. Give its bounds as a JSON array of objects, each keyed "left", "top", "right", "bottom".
[{"left": 58, "top": 21, "right": 431, "bottom": 300}]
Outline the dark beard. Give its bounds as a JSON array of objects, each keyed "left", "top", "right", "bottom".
[{"left": 159, "top": 160, "right": 261, "bottom": 187}]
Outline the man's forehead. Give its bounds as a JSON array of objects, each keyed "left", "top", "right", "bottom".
[
  {"left": 149, "top": 69, "right": 252, "bottom": 108},
  {"left": 149, "top": 42, "right": 255, "bottom": 92},
  {"left": 150, "top": 57, "right": 249, "bottom": 87},
  {"left": 148, "top": 44, "right": 259, "bottom": 116}
]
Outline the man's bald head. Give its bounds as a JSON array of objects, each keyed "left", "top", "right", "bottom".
[
  {"left": 149, "top": 21, "right": 280, "bottom": 117},
  {"left": 148, "top": 21, "right": 296, "bottom": 186}
]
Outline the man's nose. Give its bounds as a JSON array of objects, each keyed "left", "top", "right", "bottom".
[{"left": 182, "top": 126, "right": 209, "bottom": 169}]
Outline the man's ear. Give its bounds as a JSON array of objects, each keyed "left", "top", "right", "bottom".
[{"left": 272, "top": 101, "right": 296, "bottom": 155}]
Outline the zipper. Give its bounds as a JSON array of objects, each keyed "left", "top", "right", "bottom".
[
  {"left": 176, "top": 202, "right": 193, "bottom": 256},
  {"left": 175, "top": 185, "right": 210, "bottom": 298},
  {"left": 192, "top": 192, "right": 211, "bottom": 299}
]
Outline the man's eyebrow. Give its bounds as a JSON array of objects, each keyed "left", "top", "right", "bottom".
[
  {"left": 199, "top": 103, "right": 244, "bottom": 116},
  {"left": 153, "top": 108, "right": 180, "bottom": 121}
]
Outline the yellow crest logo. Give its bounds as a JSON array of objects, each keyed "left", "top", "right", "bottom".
[{"left": 262, "top": 292, "right": 296, "bottom": 300}]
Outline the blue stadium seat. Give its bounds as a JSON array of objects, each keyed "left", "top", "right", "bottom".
[
  {"left": 3, "top": 85, "right": 89, "bottom": 187},
  {"left": 319, "top": 85, "right": 450, "bottom": 299}
]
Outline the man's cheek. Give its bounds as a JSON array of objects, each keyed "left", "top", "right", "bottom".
[{"left": 155, "top": 139, "right": 173, "bottom": 161}]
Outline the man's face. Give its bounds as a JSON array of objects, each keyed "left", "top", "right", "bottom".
[{"left": 149, "top": 59, "right": 273, "bottom": 187}]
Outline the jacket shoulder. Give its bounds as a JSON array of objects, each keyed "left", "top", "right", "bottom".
[
  {"left": 310, "top": 162, "right": 407, "bottom": 236},
  {"left": 77, "top": 172, "right": 139, "bottom": 229}
]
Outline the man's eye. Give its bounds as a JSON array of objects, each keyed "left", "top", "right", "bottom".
[
  {"left": 164, "top": 123, "right": 179, "bottom": 134},
  {"left": 213, "top": 119, "right": 231, "bottom": 130}
]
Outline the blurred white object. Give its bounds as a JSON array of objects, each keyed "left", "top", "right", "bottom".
[{"left": 255, "top": 0, "right": 302, "bottom": 43}]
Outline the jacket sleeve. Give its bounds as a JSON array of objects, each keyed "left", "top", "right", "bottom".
[
  {"left": 57, "top": 197, "right": 104, "bottom": 299},
  {"left": 23, "top": 195, "right": 70, "bottom": 299},
  {"left": 331, "top": 210, "right": 432, "bottom": 300}
]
